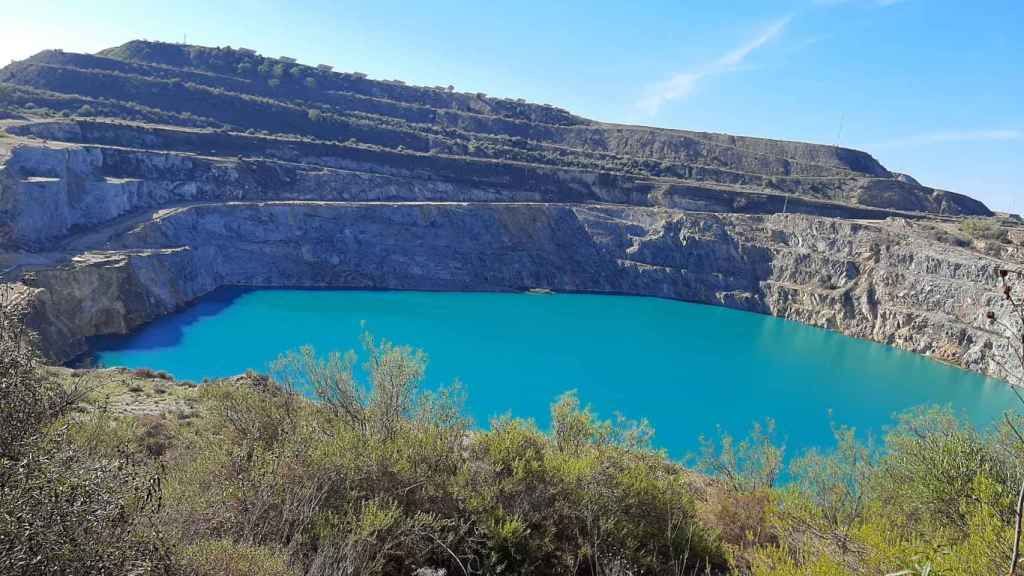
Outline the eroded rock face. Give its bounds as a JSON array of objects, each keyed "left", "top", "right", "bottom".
[
  {"left": 0, "top": 40, "right": 1016, "bottom": 383},
  {"left": 9, "top": 196, "right": 1016, "bottom": 384}
]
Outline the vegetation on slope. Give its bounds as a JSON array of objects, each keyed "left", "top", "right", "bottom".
[
  {"left": 2, "top": 272, "right": 1024, "bottom": 575},
  {"left": 0, "top": 40, "right": 994, "bottom": 216},
  {"left": 0, "top": 288, "right": 170, "bottom": 574}
]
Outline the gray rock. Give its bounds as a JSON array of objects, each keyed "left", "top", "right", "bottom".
[{"left": 6, "top": 193, "right": 1018, "bottom": 385}]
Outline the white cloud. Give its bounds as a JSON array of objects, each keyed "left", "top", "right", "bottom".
[
  {"left": 717, "top": 18, "right": 791, "bottom": 68},
  {"left": 874, "top": 129, "right": 1023, "bottom": 148},
  {"left": 637, "top": 17, "right": 790, "bottom": 115}
]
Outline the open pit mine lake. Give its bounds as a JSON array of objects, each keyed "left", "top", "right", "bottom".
[{"left": 92, "top": 289, "right": 1017, "bottom": 457}]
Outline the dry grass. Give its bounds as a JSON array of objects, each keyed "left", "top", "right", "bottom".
[{"left": 48, "top": 366, "right": 201, "bottom": 417}]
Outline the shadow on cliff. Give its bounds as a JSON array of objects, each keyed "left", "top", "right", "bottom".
[{"left": 79, "top": 287, "right": 249, "bottom": 363}]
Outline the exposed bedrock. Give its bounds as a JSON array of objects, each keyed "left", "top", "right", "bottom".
[
  {"left": 12, "top": 200, "right": 1015, "bottom": 383},
  {"left": 0, "top": 40, "right": 1015, "bottom": 384},
  {"left": 0, "top": 142, "right": 982, "bottom": 250}
]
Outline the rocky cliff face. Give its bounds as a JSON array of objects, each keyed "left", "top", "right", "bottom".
[
  {"left": 6, "top": 192, "right": 1018, "bottom": 382},
  {"left": 0, "top": 41, "right": 1019, "bottom": 385}
]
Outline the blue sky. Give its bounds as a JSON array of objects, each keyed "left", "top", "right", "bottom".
[{"left": 3, "top": 1, "right": 1021, "bottom": 211}]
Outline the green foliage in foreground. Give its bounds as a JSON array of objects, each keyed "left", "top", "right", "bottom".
[
  {"left": 2, "top": 322, "right": 1024, "bottom": 574},
  {"left": 157, "top": 337, "right": 726, "bottom": 575},
  {"left": 0, "top": 290, "right": 170, "bottom": 574}
]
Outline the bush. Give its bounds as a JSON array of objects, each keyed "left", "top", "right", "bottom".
[
  {"left": 960, "top": 217, "right": 1005, "bottom": 242},
  {"left": 750, "top": 545, "right": 851, "bottom": 576},
  {"left": 0, "top": 287, "right": 81, "bottom": 460},
  {"left": 465, "top": 393, "right": 727, "bottom": 574},
  {"left": 0, "top": 287, "right": 170, "bottom": 574},
  {"left": 870, "top": 406, "right": 1010, "bottom": 534},
  {"left": 698, "top": 419, "right": 785, "bottom": 492},
  {"left": 699, "top": 485, "right": 776, "bottom": 564},
  {"left": 158, "top": 339, "right": 727, "bottom": 575},
  {"left": 788, "top": 424, "right": 877, "bottom": 539},
  {"left": 133, "top": 367, "right": 173, "bottom": 380},
  {"left": 5, "top": 274, "right": 1023, "bottom": 575},
  {"left": 137, "top": 414, "right": 176, "bottom": 457}
]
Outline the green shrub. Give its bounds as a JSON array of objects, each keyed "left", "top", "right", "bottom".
[
  {"left": 65, "top": 409, "right": 140, "bottom": 458},
  {"left": 960, "top": 217, "right": 1005, "bottom": 241},
  {"left": 0, "top": 288, "right": 170, "bottom": 574},
  {"left": 0, "top": 288, "right": 81, "bottom": 460},
  {"left": 788, "top": 423, "right": 877, "bottom": 538},
  {"left": 0, "top": 437, "right": 168, "bottom": 575},
  {"left": 750, "top": 544, "right": 852, "bottom": 576},
  {"left": 5, "top": 272, "right": 1023, "bottom": 576},
  {"left": 870, "top": 406, "right": 1010, "bottom": 534},
  {"left": 465, "top": 392, "right": 727, "bottom": 575},
  {"left": 159, "top": 341, "right": 727, "bottom": 575},
  {"left": 698, "top": 419, "right": 785, "bottom": 492}
]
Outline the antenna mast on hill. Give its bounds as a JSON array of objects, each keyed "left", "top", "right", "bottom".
[{"left": 835, "top": 113, "right": 845, "bottom": 147}]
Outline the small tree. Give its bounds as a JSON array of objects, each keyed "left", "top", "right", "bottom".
[
  {"left": 698, "top": 419, "right": 785, "bottom": 493},
  {"left": 269, "top": 332, "right": 466, "bottom": 442},
  {"left": 789, "top": 423, "right": 878, "bottom": 548}
]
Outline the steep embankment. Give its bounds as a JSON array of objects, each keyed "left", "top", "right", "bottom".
[
  {"left": 10, "top": 196, "right": 1017, "bottom": 379},
  {"left": 0, "top": 40, "right": 1019, "bottom": 383}
]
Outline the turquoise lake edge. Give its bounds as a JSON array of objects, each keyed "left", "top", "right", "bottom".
[{"left": 91, "top": 288, "right": 1018, "bottom": 460}]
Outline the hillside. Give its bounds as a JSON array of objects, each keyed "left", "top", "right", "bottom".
[
  {"left": 4, "top": 24, "right": 1024, "bottom": 576},
  {"left": 0, "top": 40, "right": 1019, "bottom": 385},
  {"left": 0, "top": 40, "right": 992, "bottom": 223}
]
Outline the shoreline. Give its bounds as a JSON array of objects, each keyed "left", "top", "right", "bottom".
[{"left": 71, "top": 284, "right": 1016, "bottom": 389}]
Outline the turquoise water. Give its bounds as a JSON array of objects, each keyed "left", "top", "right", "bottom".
[{"left": 93, "top": 289, "right": 1017, "bottom": 459}]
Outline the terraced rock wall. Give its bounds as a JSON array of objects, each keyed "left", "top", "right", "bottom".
[
  {"left": 0, "top": 40, "right": 1017, "bottom": 386},
  {"left": 6, "top": 191, "right": 1015, "bottom": 381}
]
